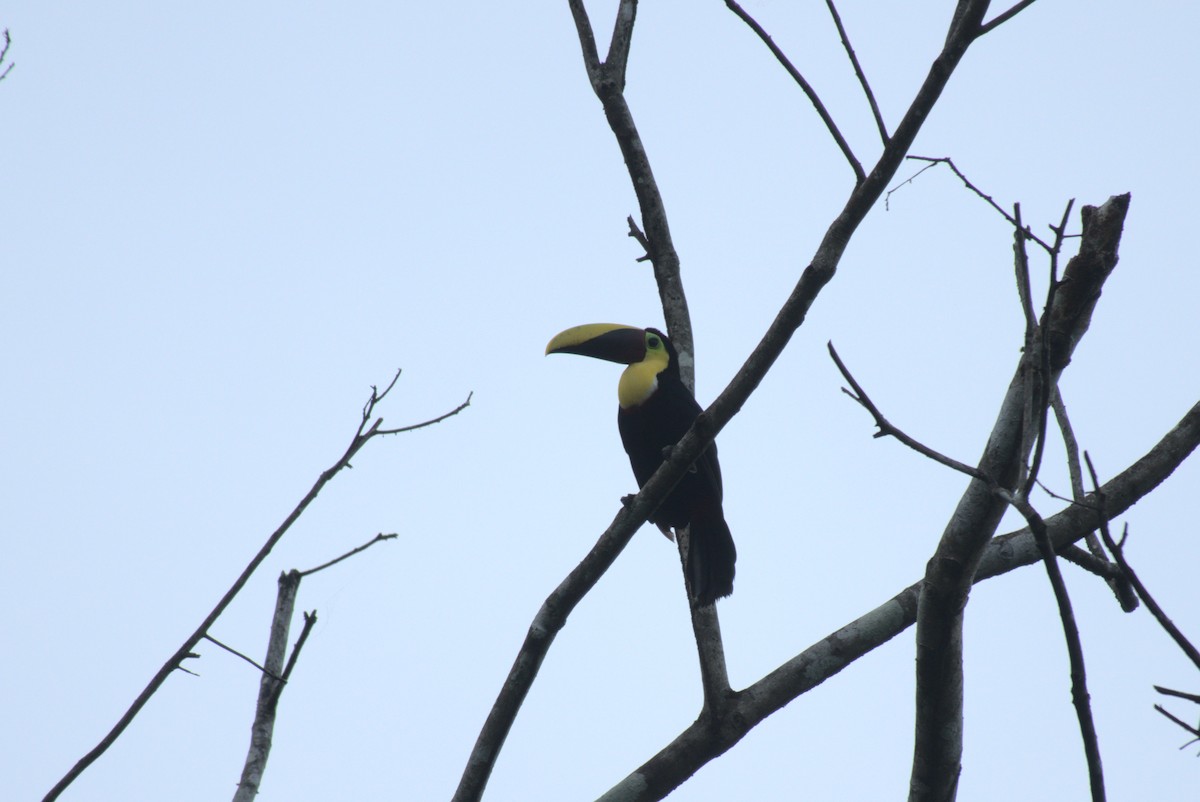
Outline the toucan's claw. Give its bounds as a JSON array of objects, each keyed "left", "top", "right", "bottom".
[{"left": 657, "top": 523, "right": 675, "bottom": 542}]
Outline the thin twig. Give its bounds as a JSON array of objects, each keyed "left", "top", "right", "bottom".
[
  {"left": 883, "top": 159, "right": 941, "bottom": 210},
  {"left": 725, "top": 0, "right": 865, "bottom": 184},
  {"left": 1022, "top": 205, "right": 1061, "bottom": 501},
  {"left": 979, "top": 0, "right": 1041, "bottom": 37},
  {"left": 1154, "top": 705, "right": 1200, "bottom": 742},
  {"left": 376, "top": 393, "right": 472, "bottom": 436},
  {"left": 1013, "top": 203, "right": 1040, "bottom": 496},
  {"left": 0, "top": 30, "right": 13, "bottom": 82},
  {"left": 203, "top": 635, "right": 283, "bottom": 681},
  {"left": 1051, "top": 392, "right": 1137, "bottom": 609},
  {"left": 269, "top": 611, "right": 319, "bottom": 707},
  {"left": 1086, "top": 454, "right": 1200, "bottom": 670},
  {"left": 1000, "top": 493, "right": 1107, "bottom": 801},
  {"left": 900, "top": 156, "right": 1056, "bottom": 253},
  {"left": 824, "top": 0, "right": 888, "bottom": 144},
  {"left": 299, "top": 532, "right": 398, "bottom": 577},
  {"left": 44, "top": 377, "right": 469, "bottom": 802},
  {"left": 1155, "top": 686, "right": 1200, "bottom": 704},
  {"left": 827, "top": 341, "right": 992, "bottom": 484}
]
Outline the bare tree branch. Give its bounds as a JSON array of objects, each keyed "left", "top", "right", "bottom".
[
  {"left": 43, "top": 378, "right": 469, "bottom": 802},
  {"left": 1154, "top": 685, "right": 1200, "bottom": 744},
  {"left": 565, "top": 0, "right": 694, "bottom": 374},
  {"left": 909, "top": 192, "right": 1128, "bottom": 802},
  {"left": 0, "top": 30, "right": 14, "bottom": 82},
  {"left": 902, "top": 156, "right": 1056, "bottom": 253},
  {"left": 835, "top": 246, "right": 1107, "bottom": 801},
  {"left": 235, "top": 527, "right": 392, "bottom": 801},
  {"left": 828, "top": 341, "right": 993, "bottom": 483},
  {"left": 726, "top": 0, "right": 866, "bottom": 184},
  {"left": 298, "top": 532, "right": 398, "bottom": 577},
  {"left": 203, "top": 634, "right": 282, "bottom": 681},
  {"left": 1053, "top": 392, "right": 1138, "bottom": 610},
  {"left": 1000, "top": 494, "right": 1106, "bottom": 801},
  {"left": 1153, "top": 704, "right": 1200, "bottom": 743},
  {"left": 376, "top": 393, "right": 472, "bottom": 436},
  {"left": 597, "top": 398, "right": 1200, "bottom": 800},
  {"left": 824, "top": 0, "right": 889, "bottom": 144},
  {"left": 572, "top": 0, "right": 733, "bottom": 715},
  {"left": 233, "top": 571, "right": 302, "bottom": 802},
  {"left": 979, "top": 0, "right": 1040, "bottom": 37},
  {"left": 1154, "top": 686, "right": 1200, "bottom": 705},
  {"left": 604, "top": 0, "right": 637, "bottom": 93},
  {"left": 465, "top": 2, "right": 1134, "bottom": 799},
  {"left": 1086, "top": 456, "right": 1200, "bottom": 671}
]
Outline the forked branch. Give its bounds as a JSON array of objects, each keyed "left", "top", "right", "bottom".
[
  {"left": 44, "top": 378, "right": 470, "bottom": 802},
  {"left": 726, "top": 0, "right": 866, "bottom": 183}
]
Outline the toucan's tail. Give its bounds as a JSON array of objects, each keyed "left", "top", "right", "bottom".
[{"left": 686, "top": 504, "right": 736, "bottom": 606}]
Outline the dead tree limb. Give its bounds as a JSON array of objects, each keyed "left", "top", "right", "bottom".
[
  {"left": 456, "top": 2, "right": 1031, "bottom": 800},
  {"left": 43, "top": 379, "right": 469, "bottom": 802},
  {"left": 596, "top": 398, "right": 1200, "bottom": 801}
]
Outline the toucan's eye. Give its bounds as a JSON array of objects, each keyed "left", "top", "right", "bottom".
[{"left": 647, "top": 335, "right": 661, "bottom": 349}]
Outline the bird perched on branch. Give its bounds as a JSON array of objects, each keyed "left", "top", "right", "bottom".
[{"left": 545, "top": 323, "right": 736, "bottom": 606}]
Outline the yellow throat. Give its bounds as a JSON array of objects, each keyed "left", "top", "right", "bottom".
[{"left": 618, "top": 347, "right": 668, "bottom": 409}]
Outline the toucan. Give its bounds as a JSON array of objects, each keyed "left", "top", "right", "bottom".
[{"left": 545, "top": 323, "right": 736, "bottom": 606}]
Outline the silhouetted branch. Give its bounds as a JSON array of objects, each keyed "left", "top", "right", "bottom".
[
  {"left": 1153, "top": 704, "right": 1200, "bottom": 745},
  {"left": 299, "top": 532, "right": 398, "bottom": 577},
  {"left": 825, "top": 0, "right": 888, "bottom": 144},
  {"left": 0, "top": 29, "right": 14, "bottom": 82},
  {"left": 726, "top": 0, "right": 866, "bottom": 183},
  {"left": 1156, "top": 686, "right": 1200, "bottom": 705},
  {"left": 909, "top": 192, "right": 1128, "bottom": 802},
  {"left": 44, "top": 377, "right": 469, "bottom": 802},
  {"left": 828, "top": 341, "right": 992, "bottom": 483},
  {"left": 597, "top": 399, "right": 1200, "bottom": 800},
  {"left": 834, "top": 277, "right": 1107, "bottom": 801},
  {"left": 907, "top": 156, "right": 1056, "bottom": 252},
  {"left": 979, "top": 0, "right": 1040, "bottom": 37},
  {"left": 565, "top": 0, "right": 694, "bottom": 371},
  {"left": 1053, "top": 393, "right": 1138, "bottom": 610},
  {"left": 1002, "top": 494, "right": 1106, "bottom": 801},
  {"left": 1086, "top": 455, "right": 1200, "bottom": 671},
  {"left": 203, "top": 635, "right": 281, "bottom": 681},
  {"left": 376, "top": 394, "right": 472, "bottom": 436}
]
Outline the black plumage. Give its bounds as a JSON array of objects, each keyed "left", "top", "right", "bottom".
[
  {"left": 617, "top": 329, "right": 735, "bottom": 605},
  {"left": 546, "top": 323, "right": 737, "bottom": 606}
]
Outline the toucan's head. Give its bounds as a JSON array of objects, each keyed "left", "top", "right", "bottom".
[{"left": 546, "top": 323, "right": 674, "bottom": 408}]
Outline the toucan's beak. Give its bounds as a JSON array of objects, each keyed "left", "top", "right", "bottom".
[{"left": 546, "top": 323, "right": 647, "bottom": 364}]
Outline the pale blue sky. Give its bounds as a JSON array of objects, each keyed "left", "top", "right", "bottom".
[{"left": 4, "top": 2, "right": 1199, "bottom": 800}]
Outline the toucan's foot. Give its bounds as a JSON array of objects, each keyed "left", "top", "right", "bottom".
[
  {"left": 660, "top": 445, "right": 674, "bottom": 461},
  {"left": 657, "top": 524, "right": 675, "bottom": 542},
  {"left": 621, "top": 494, "right": 636, "bottom": 508}
]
